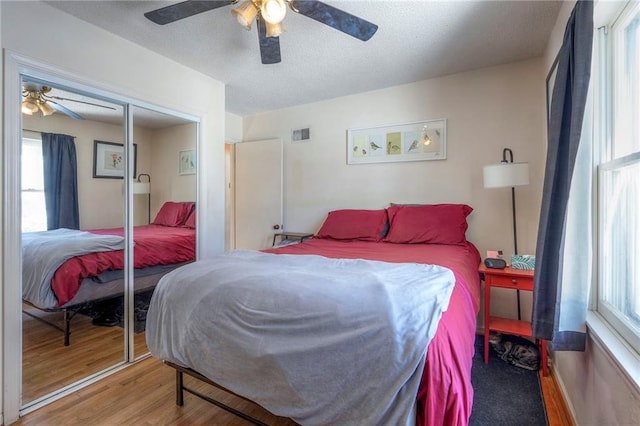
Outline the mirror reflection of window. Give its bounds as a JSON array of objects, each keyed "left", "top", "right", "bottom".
[{"left": 21, "top": 136, "right": 47, "bottom": 232}]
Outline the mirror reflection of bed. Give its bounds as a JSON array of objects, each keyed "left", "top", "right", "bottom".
[{"left": 20, "top": 86, "right": 197, "bottom": 406}]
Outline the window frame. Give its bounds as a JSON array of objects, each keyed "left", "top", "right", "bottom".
[{"left": 595, "top": 0, "right": 640, "bottom": 356}]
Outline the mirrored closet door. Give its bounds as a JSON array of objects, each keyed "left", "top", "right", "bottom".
[
  {"left": 130, "top": 106, "right": 197, "bottom": 359},
  {"left": 17, "top": 75, "right": 200, "bottom": 410},
  {"left": 21, "top": 78, "right": 127, "bottom": 405}
]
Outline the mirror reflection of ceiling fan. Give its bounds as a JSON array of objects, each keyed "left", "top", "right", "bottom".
[
  {"left": 144, "top": 0, "right": 378, "bottom": 64},
  {"left": 21, "top": 83, "right": 116, "bottom": 120}
]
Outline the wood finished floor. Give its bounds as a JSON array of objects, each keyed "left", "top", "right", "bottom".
[
  {"left": 22, "top": 304, "right": 148, "bottom": 404},
  {"left": 18, "top": 318, "right": 572, "bottom": 426}
]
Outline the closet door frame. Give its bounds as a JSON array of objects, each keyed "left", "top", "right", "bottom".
[{"left": 2, "top": 50, "right": 200, "bottom": 423}]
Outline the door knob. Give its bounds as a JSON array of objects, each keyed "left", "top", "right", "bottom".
[{"left": 273, "top": 224, "right": 280, "bottom": 230}]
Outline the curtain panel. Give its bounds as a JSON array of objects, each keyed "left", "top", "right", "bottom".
[
  {"left": 532, "top": 0, "right": 594, "bottom": 351},
  {"left": 41, "top": 132, "right": 80, "bottom": 230}
]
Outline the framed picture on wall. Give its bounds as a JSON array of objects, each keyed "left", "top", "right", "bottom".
[
  {"left": 179, "top": 149, "right": 196, "bottom": 175},
  {"left": 93, "top": 140, "right": 137, "bottom": 179},
  {"left": 347, "top": 119, "right": 447, "bottom": 165}
]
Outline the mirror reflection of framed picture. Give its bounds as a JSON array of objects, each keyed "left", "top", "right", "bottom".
[
  {"left": 93, "top": 140, "right": 137, "bottom": 179},
  {"left": 179, "top": 149, "right": 196, "bottom": 175}
]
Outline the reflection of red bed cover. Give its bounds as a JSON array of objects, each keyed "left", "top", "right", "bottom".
[
  {"left": 52, "top": 225, "right": 196, "bottom": 307},
  {"left": 264, "top": 238, "right": 481, "bottom": 426}
]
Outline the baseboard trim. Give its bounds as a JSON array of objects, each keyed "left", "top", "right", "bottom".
[{"left": 542, "top": 358, "right": 576, "bottom": 426}]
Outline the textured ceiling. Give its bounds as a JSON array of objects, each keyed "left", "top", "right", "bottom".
[{"left": 45, "top": 1, "right": 563, "bottom": 117}]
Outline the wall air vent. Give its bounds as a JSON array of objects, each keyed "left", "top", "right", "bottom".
[{"left": 291, "top": 127, "right": 311, "bottom": 143}]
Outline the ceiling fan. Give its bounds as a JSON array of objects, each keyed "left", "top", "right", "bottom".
[
  {"left": 21, "top": 83, "right": 116, "bottom": 120},
  {"left": 144, "top": 0, "right": 378, "bottom": 64}
]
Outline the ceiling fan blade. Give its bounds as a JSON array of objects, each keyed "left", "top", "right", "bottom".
[
  {"left": 293, "top": 1, "right": 378, "bottom": 41},
  {"left": 46, "top": 95, "right": 117, "bottom": 110},
  {"left": 144, "top": 0, "right": 233, "bottom": 25},
  {"left": 257, "top": 18, "right": 281, "bottom": 65},
  {"left": 48, "top": 101, "right": 84, "bottom": 120}
]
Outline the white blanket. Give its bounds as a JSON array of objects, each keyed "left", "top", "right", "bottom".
[
  {"left": 22, "top": 228, "right": 125, "bottom": 308},
  {"left": 146, "top": 250, "right": 455, "bottom": 426}
]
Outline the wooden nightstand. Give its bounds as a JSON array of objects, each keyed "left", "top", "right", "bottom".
[
  {"left": 272, "top": 232, "right": 314, "bottom": 247},
  {"left": 479, "top": 263, "right": 548, "bottom": 376}
]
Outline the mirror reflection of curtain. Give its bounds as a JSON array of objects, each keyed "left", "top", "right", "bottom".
[{"left": 41, "top": 132, "right": 80, "bottom": 230}]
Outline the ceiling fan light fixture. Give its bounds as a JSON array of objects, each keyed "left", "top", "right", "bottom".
[
  {"left": 21, "top": 100, "right": 38, "bottom": 115},
  {"left": 231, "top": 0, "right": 259, "bottom": 30},
  {"left": 261, "top": 0, "right": 286, "bottom": 24},
  {"left": 265, "top": 21, "right": 285, "bottom": 38},
  {"left": 38, "top": 101, "right": 56, "bottom": 116}
]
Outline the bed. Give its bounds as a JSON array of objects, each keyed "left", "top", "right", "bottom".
[
  {"left": 22, "top": 201, "right": 196, "bottom": 345},
  {"left": 147, "top": 204, "right": 481, "bottom": 425}
]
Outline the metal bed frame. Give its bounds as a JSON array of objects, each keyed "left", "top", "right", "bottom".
[
  {"left": 165, "top": 361, "right": 272, "bottom": 426},
  {"left": 22, "top": 267, "right": 182, "bottom": 346}
]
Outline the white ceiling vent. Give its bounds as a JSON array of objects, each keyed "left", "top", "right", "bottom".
[{"left": 291, "top": 127, "right": 311, "bottom": 143}]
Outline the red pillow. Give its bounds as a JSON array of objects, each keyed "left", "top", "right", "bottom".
[
  {"left": 384, "top": 204, "right": 473, "bottom": 245},
  {"left": 315, "top": 209, "right": 388, "bottom": 242},
  {"left": 153, "top": 202, "right": 194, "bottom": 227},
  {"left": 183, "top": 209, "right": 196, "bottom": 228}
]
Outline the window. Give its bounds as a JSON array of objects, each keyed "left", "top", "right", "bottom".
[
  {"left": 22, "top": 137, "right": 47, "bottom": 232},
  {"left": 597, "top": 1, "right": 640, "bottom": 354}
]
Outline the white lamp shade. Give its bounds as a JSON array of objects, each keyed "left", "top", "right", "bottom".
[
  {"left": 133, "top": 182, "right": 150, "bottom": 194},
  {"left": 483, "top": 162, "right": 530, "bottom": 188}
]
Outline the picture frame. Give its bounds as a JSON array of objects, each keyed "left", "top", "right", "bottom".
[
  {"left": 93, "top": 140, "right": 137, "bottom": 179},
  {"left": 179, "top": 149, "right": 196, "bottom": 175},
  {"left": 347, "top": 119, "right": 447, "bottom": 165}
]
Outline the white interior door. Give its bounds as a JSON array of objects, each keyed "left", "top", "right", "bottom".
[{"left": 235, "top": 138, "right": 283, "bottom": 249}]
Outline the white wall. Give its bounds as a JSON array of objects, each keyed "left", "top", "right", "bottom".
[
  {"left": 543, "top": 1, "right": 640, "bottom": 424},
  {"left": 149, "top": 123, "right": 197, "bottom": 218},
  {"left": 1, "top": 1, "right": 226, "bottom": 422},
  {"left": 242, "top": 58, "right": 546, "bottom": 322},
  {"left": 2, "top": 0, "right": 225, "bottom": 256},
  {"left": 23, "top": 114, "right": 153, "bottom": 228},
  {"left": 225, "top": 112, "right": 243, "bottom": 143}
]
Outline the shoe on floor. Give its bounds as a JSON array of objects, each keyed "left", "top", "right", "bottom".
[{"left": 92, "top": 315, "right": 119, "bottom": 327}]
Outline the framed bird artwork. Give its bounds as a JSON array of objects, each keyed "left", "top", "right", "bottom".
[{"left": 347, "top": 119, "right": 447, "bottom": 165}]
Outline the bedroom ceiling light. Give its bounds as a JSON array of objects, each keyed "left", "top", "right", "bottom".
[
  {"left": 231, "top": 0, "right": 292, "bottom": 36},
  {"left": 231, "top": 0, "right": 259, "bottom": 30},
  {"left": 38, "top": 101, "right": 56, "bottom": 116},
  {"left": 21, "top": 99, "right": 39, "bottom": 115},
  {"left": 261, "top": 0, "right": 287, "bottom": 24}
]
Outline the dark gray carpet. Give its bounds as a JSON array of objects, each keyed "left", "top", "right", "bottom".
[{"left": 470, "top": 335, "right": 548, "bottom": 426}]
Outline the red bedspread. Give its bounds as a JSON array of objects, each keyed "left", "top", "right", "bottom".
[
  {"left": 264, "top": 238, "right": 481, "bottom": 426},
  {"left": 52, "top": 224, "right": 195, "bottom": 307}
]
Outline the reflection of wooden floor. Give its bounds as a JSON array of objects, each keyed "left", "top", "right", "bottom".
[
  {"left": 22, "top": 304, "right": 148, "bottom": 404},
  {"left": 15, "top": 357, "right": 298, "bottom": 426}
]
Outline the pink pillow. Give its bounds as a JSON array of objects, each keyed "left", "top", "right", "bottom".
[
  {"left": 384, "top": 204, "right": 473, "bottom": 245},
  {"left": 183, "top": 209, "right": 196, "bottom": 228},
  {"left": 315, "top": 209, "right": 388, "bottom": 242},
  {"left": 153, "top": 202, "right": 194, "bottom": 227}
]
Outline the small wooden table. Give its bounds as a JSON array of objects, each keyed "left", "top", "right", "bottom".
[
  {"left": 480, "top": 263, "right": 548, "bottom": 376},
  {"left": 272, "top": 232, "right": 314, "bottom": 247}
]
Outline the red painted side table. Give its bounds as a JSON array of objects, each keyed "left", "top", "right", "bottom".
[{"left": 479, "top": 263, "right": 548, "bottom": 376}]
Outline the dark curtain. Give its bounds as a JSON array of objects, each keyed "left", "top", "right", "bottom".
[
  {"left": 532, "top": 0, "right": 593, "bottom": 351},
  {"left": 41, "top": 132, "right": 80, "bottom": 230}
]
